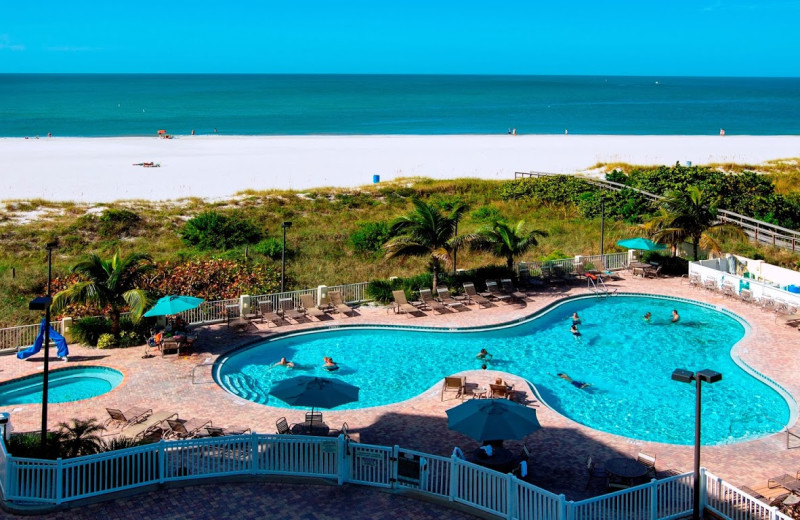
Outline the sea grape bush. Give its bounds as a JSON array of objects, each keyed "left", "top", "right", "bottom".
[
  {"left": 350, "top": 221, "right": 390, "bottom": 254},
  {"left": 181, "top": 211, "right": 263, "bottom": 250},
  {"left": 146, "top": 259, "right": 280, "bottom": 300}
]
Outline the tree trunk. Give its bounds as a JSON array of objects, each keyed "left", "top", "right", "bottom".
[
  {"left": 432, "top": 265, "right": 438, "bottom": 293},
  {"left": 110, "top": 310, "right": 121, "bottom": 336},
  {"left": 507, "top": 256, "right": 514, "bottom": 272},
  {"left": 692, "top": 239, "right": 700, "bottom": 261}
]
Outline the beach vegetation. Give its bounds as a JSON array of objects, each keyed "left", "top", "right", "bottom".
[
  {"left": 252, "top": 237, "right": 284, "bottom": 260},
  {"left": 460, "top": 219, "right": 548, "bottom": 271},
  {"left": 383, "top": 198, "right": 467, "bottom": 292},
  {"left": 350, "top": 221, "right": 391, "bottom": 254},
  {"left": 180, "top": 210, "right": 263, "bottom": 250}
]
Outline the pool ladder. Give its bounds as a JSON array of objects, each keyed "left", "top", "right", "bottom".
[{"left": 587, "top": 275, "right": 617, "bottom": 298}]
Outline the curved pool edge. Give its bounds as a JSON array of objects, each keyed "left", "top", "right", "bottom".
[
  {"left": 0, "top": 365, "right": 124, "bottom": 405},
  {"left": 212, "top": 292, "right": 796, "bottom": 445}
]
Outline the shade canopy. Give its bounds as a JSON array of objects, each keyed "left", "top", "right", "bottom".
[
  {"left": 269, "top": 376, "right": 359, "bottom": 409},
  {"left": 143, "top": 295, "right": 205, "bottom": 317},
  {"left": 446, "top": 399, "right": 541, "bottom": 442},
  {"left": 616, "top": 237, "right": 667, "bottom": 251}
]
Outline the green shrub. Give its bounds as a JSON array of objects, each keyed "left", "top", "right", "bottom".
[
  {"left": 97, "top": 333, "right": 118, "bottom": 349},
  {"left": 117, "top": 330, "right": 142, "bottom": 348},
  {"left": 252, "top": 238, "right": 284, "bottom": 260},
  {"left": 70, "top": 317, "right": 111, "bottom": 346},
  {"left": 470, "top": 206, "right": 502, "bottom": 223},
  {"left": 7, "top": 432, "right": 62, "bottom": 459},
  {"left": 181, "top": 211, "right": 263, "bottom": 250},
  {"left": 98, "top": 209, "right": 140, "bottom": 237},
  {"left": 541, "top": 250, "right": 571, "bottom": 262},
  {"left": 350, "top": 221, "right": 390, "bottom": 254}
]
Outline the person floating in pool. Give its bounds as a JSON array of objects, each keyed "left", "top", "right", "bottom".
[
  {"left": 570, "top": 324, "right": 581, "bottom": 336},
  {"left": 643, "top": 312, "right": 652, "bottom": 322},
  {"left": 272, "top": 357, "right": 295, "bottom": 368},
  {"left": 571, "top": 312, "right": 581, "bottom": 325},
  {"left": 671, "top": 309, "right": 680, "bottom": 323},
  {"left": 476, "top": 348, "right": 492, "bottom": 360},
  {"left": 557, "top": 372, "right": 591, "bottom": 389},
  {"left": 323, "top": 356, "right": 339, "bottom": 371}
]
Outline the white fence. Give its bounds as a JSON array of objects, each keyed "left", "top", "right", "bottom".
[
  {"left": 518, "top": 252, "right": 630, "bottom": 277},
  {"left": 689, "top": 262, "right": 800, "bottom": 308},
  {"left": 0, "top": 282, "right": 370, "bottom": 352},
  {"left": 0, "top": 431, "right": 771, "bottom": 520}
]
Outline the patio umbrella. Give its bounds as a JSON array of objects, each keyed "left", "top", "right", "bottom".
[
  {"left": 269, "top": 376, "right": 359, "bottom": 431},
  {"left": 143, "top": 295, "right": 205, "bottom": 317},
  {"left": 616, "top": 237, "right": 666, "bottom": 251},
  {"left": 446, "top": 398, "right": 541, "bottom": 442}
]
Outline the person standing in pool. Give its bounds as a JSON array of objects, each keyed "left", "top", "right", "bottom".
[
  {"left": 476, "top": 348, "right": 492, "bottom": 360},
  {"left": 323, "top": 356, "right": 339, "bottom": 370},
  {"left": 671, "top": 309, "right": 680, "bottom": 323},
  {"left": 272, "top": 357, "right": 295, "bottom": 368},
  {"left": 571, "top": 312, "right": 581, "bottom": 325}
]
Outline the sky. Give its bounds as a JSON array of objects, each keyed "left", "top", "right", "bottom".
[{"left": 1, "top": 0, "right": 799, "bottom": 76}]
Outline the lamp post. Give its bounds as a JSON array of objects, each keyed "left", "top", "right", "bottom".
[
  {"left": 452, "top": 221, "right": 458, "bottom": 275},
  {"left": 599, "top": 193, "right": 605, "bottom": 258},
  {"left": 281, "top": 222, "right": 292, "bottom": 294},
  {"left": 29, "top": 242, "right": 56, "bottom": 454},
  {"left": 672, "top": 368, "right": 722, "bottom": 520}
]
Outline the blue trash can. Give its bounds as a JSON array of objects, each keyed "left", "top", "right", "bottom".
[
  {"left": 788, "top": 285, "right": 800, "bottom": 294},
  {"left": 373, "top": 174, "right": 380, "bottom": 184}
]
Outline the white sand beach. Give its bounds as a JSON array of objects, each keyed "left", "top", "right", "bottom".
[{"left": 0, "top": 134, "right": 798, "bottom": 203}]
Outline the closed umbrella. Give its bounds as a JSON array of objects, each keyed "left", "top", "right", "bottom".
[
  {"left": 269, "top": 376, "right": 359, "bottom": 432},
  {"left": 446, "top": 399, "right": 541, "bottom": 442},
  {"left": 616, "top": 237, "right": 666, "bottom": 251},
  {"left": 144, "top": 295, "right": 205, "bottom": 317}
]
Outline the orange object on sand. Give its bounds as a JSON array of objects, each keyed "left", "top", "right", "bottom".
[{"left": 157, "top": 129, "right": 166, "bottom": 135}]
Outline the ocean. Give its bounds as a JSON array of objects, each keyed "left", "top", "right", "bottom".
[{"left": 0, "top": 74, "right": 798, "bottom": 137}]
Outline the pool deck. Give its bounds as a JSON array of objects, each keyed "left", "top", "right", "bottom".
[{"left": 2, "top": 273, "right": 800, "bottom": 515}]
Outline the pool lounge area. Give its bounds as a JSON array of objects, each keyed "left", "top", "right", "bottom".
[{"left": 1, "top": 273, "right": 800, "bottom": 515}]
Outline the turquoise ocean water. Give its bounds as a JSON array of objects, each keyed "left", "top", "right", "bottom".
[{"left": 1, "top": 74, "right": 799, "bottom": 137}]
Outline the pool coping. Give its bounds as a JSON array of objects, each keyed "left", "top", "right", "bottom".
[
  {"left": 212, "top": 292, "right": 797, "bottom": 447},
  {"left": 0, "top": 365, "right": 124, "bottom": 405}
]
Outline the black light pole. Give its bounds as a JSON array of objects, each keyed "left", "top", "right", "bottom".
[
  {"left": 672, "top": 368, "right": 722, "bottom": 520},
  {"left": 280, "top": 222, "right": 292, "bottom": 294},
  {"left": 452, "top": 221, "right": 458, "bottom": 275},
  {"left": 599, "top": 194, "right": 605, "bottom": 258},
  {"left": 29, "top": 242, "right": 56, "bottom": 454}
]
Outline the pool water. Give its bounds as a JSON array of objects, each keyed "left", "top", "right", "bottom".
[
  {"left": 0, "top": 366, "right": 123, "bottom": 405},
  {"left": 216, "top": 295, "right": 791, "bottom": 445}
]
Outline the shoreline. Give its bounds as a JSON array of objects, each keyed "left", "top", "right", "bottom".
[{"left": 1, "top": 134, "right": 798, "bottom": 203}]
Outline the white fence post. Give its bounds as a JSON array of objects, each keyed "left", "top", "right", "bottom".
[
  {"left": 448, "top": 455, "right": 459, "bottom": 502},
  {"left": 55, "top": 457, "right": 63, "bottom": 505},
  {"left": 391, "top": 445, "right": 399, "bottom": 489},
  {"left": 699, "top": 467, "right": 707, "bottom": 517},
  {"left": 318, "top": 285, "right": 328, "bottom": 305},
  {"left": 158, "top": 440, "right": 166, "bottom": 483},
  {"left": 506, "top": 472, "right": 518, "bottom": 520}
]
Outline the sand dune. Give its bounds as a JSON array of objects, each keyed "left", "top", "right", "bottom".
[{"left": 0, "top": 134, "right": 797, "bottom": 202}]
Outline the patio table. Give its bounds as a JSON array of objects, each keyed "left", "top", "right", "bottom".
[
  {"left": 468, "top": 447, "right": 517, "bottom": 473},
  {"left": 291, "top": 422, "right": 331, "bottom": 436},
  {"left": 606, "top": 457, "right": 649, "bottom": 486}
]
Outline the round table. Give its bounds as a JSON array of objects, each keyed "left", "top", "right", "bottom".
[
  {"left": 469, "top": 447, "right": 516, "bottom": 473},
  {"left": 605, "top": 458, "right": 648, "bottom": 479},
  {"left": 291, "top": 422, "right": 331, "bottom": 436}
]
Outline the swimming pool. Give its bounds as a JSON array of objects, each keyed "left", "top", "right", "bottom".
[
  {"left": 215, "top": 294, "right": 792, "bottom": 445},
  {"left": 0, "top": 366, "right": 123, "bottom": 405}
]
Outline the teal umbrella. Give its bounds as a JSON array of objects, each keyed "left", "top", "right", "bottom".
[
  {"left": 270, "top": 376, "right": 360, "bottom": 431},
  {"left": 616, "top": 237, "right": 666, "bottom": 251},
  {"left": 143, "top": 295, "right": 205, "bottom": 317},
  {"left": 446, "top": 398, "right": 541, "bottom": 442}
]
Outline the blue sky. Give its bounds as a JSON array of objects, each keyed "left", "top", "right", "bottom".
[{"left": 2, "top": 1, "right": 798, "bottom": 76}]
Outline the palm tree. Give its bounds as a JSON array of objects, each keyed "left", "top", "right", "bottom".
[
  {"left": 51, "top": 251, "right": 153, "bottom": 335},
  {"left": 384, "top": 198, "right": 466, "bottom": 291},
  {"left": 646, "top": 186, "right": 745, "bottom": 261},
  {"left": 56, "top": 418, "right": 106, "bottom": 458},
  {"left": 461, "top": 219, "right": 548, "bottom": 271}
]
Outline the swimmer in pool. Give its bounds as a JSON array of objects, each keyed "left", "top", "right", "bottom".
[
  {"left": 323, "top": 356, "right": 339, "bottom": 370},
  {"left": 571, "top": 312, "right": 581, "bottom": 324},
  {"left": 570, "top": 324, "right": 581, "bottom": 336},
  {"left": 644, "top": 312, "right": 651, "bottom": 322},
  {"left": 671, "top": 309, "right": 680, "bottom": 323},
  {"left": 476, "top": 348, "right": 492, "bottom": 360},
  {"left": 272, "top": 357, "right": 295, "bottom": 368},
  {"left": 557, "top": 372, "right": 591, "bottom": 389}
]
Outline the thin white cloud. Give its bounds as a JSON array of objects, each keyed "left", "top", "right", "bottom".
[{"left": 0, "top": 34, "right": 25, "bottom": 51}]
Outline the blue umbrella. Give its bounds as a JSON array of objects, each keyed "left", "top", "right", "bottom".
[
  {"left": 616, "top": 237, "right": 666, "bottom": 251},
  {"left": 446, "top": 399, "right": 541, "bottom": 442},
  {"left": 143, "top": 295, "right": 205, "bottom": 317},
  {"left": 269, "top": 376, "right": 360, "bottom": 431}
]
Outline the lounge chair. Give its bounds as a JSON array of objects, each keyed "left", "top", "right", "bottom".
[
  {"left": 489, "top": 383, "right": 513, "bottom": 399},
  {"left": 419, "top": 289, "right": 447, "bottom": 314},
  {"left": 276, "top": 416, "right": 294, "bottom": 435},
  {"left": 585, "top": 455, "right": 607, "bottom": 490},
  {"left": 300, "top": 293, "right": 327, "bottom": 320},
  {"left": 392, "top": 290, "right": 419, "bottom": 316},
  {"left": 328, "top": 291, "right": 354, "bottom": 316},
  {"left": 501, "top": 278, "right": 528, "bottom": 301},
  {"left": 441, "top": 375, "right": 466, "bottom": 401},
  {"left": 636, "top": 452, "right": 657, "bottom": 479},
  {"left": 120, "top": 410, "right": 178, "bottom": 441},
  {"left": 165, "top": 417, "right": 212, "bottom": 439},
  {"left": 485, "top": 280, "right": 511, "bottom": 303},
  {"left": 257, "top": 301, "right": 285, "bottom": 327},
  {"left": 104, "top": 407, "right": 152, "bottom": 430},
  {"left": 279, "top": 297, "right": 307, "bottom": 323},
  {"left": 436, "top": 287, "right": 465, "bottom": 310},
  {"left": 703, "top": 278, "right": 718, "bottom": 292},
  {"left": 644, "top": 265, "right": 662, "bottom": 279},
  {"left": 738, "top": 289, "right": 754, "bottom": 304},
  {"left": 205, "top": 425, "right": 251, "bottom": 437},
  {"left": 719, "top": 280, "right": 736, "bottom": 298},
  {"left": 159, "top": 337, "right": 182, "bottom": 356},
  {"left": 463, "top": 282, "right": 491, "bottom": 308}
]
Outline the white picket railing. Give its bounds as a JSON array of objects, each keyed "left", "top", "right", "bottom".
[
  {"left": 518, "top": 252, "right": 630, "bottom": 277},
  {"left": 0, "top": 432, "right": 768, "bottom": 520},
  {"left": 0, "top": 321, "right": 63, "bottom": 351}
]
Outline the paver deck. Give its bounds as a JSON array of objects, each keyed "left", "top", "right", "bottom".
[{"left": 2, "top": 273, "right": 799, "bottom": 518}]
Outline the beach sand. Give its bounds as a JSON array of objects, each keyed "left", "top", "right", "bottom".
[{"left": 1, "top": 134, "right": 798, "bottom": 202}]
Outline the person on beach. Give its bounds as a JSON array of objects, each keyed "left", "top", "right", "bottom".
[
  {"left": 644, "top": 312, "right": 651, "bottom": 322},
  {"left": 273, "top": 357, "right": 295, "bottom": 368},
  {"left": 556, "top": 372, "right": 590, "bottom": 389},
  {"left": 571, "top": 312, "right": 581, "bottom": 324},
  {"left": 671, "top": 310, "right": 680, "bottom": 323},
  {"left": 720, "top": 128, "right": 726, "bottom": 136},
  {"left": 570, "top": 324, "right": 581, "bottom": 336}
]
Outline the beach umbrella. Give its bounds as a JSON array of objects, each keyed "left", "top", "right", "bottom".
[
  {"left": 446, "top": 398, "right": 541, "bottom": 442},
  {"left": 616, "top": 237, "right": 667, "bottom": 251},
  {"left": 269, "top": 376, "right": 359, "bottom": 431},
  {"left": 143, "top": 295, "right": 205, "bottom": 317}
]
